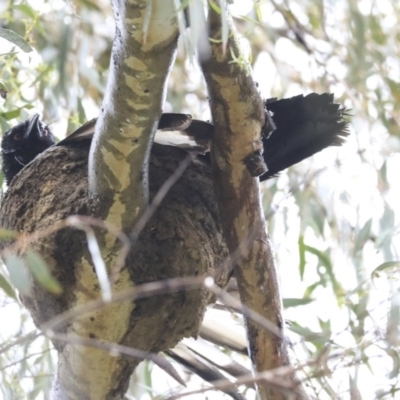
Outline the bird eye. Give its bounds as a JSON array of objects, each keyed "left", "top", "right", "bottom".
[
  {"left": 13, "top": 133, "right": 22, "bottom": 141},
  {"left": 42, "top": 127, "right": 48, "bottom": 137}
]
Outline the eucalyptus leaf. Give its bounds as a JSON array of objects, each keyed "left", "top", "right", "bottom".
[
  {"left": 0, "top": 105, "right": 34, "bottom": 121},
  {"left": 14, "top": 3, "right": 37, "bottom": 19},
  {"left": 386, "top": 348, "right": 400, "bottom": 379},
  {"left": 0, "top": 81, "right": 7, "bottom": 99},
  {"left": 0, "top": 28, "right": 33, "bottom": 53},
  {"left": 298, "top": 235, "right": 306, "bottom": 280},
  {"left": 3, "top": 253, "right": 32, "bottom": 295},
  {"left": 353, "top": 218, "right": 372, "bottom": 255},
  {"left": 25, "top": 250, "right": 63, "bottom": 295},
  {"left": 283, "top": 298, "right": 314, "bottom": 308},
  {"left": 0, "top": 273, "right": 16, "bottom": 299},
  {"left": 371, "top": 261, "right": 400, "bottom": 279}
]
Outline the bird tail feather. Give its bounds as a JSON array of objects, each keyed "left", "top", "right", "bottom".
[{"left": 260, "top": 93, "right": 350, "bottom": 180}]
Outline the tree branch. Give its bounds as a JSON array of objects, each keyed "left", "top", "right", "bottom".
[
  {"left": 200, "top": 2, "right": 309, "bottom": 399},
  {"left": 88, "top": 0, "right": 179, "bottom": 231},
  {"left": 51, "top": 1, "right": 181, "bottom": 398}
]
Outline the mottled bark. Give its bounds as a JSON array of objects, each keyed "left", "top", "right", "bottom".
[
  {"left": 88, "top": 0, "right": 179, "bottom": 228},
  {"left": 200, "top": 2, "right": 309, "bottom": 399}
]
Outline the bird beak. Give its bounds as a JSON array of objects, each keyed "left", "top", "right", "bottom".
[{"left": 25, "top": 114, "right": 41, "bottom": 139}]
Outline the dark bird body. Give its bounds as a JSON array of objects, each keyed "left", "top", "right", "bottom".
[
  {"left": 1, "top": 114, "right": 56, "bottom": 185},
  {"left": 1, "top": 93, "right": 349, "bottom": 186}
]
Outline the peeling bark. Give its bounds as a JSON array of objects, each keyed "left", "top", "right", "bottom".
[
  {"left": 200, "top": 3, "right": 309, "bottom": 399},
  {"left": 89, "top": 0, "right": 179, "bottom": 230}
]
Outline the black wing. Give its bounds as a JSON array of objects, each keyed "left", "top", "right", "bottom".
[{"left": 58, "top": 113, "right": 213, "bottom": 154}]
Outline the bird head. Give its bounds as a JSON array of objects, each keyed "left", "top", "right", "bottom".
[
  {"left": 1, "top": 114, "right": 56, "bottom": 184},
  {"left": 2, "top": 114, "right": 56, "bottom": 155}
]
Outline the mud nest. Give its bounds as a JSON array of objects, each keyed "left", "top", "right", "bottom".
[{"left": 0, "top": 142, "right": 230, "bottom": 392}]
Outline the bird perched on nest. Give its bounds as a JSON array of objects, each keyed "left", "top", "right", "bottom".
[
  {"left": 1, "top": 93, "right": 349, "bottom": 186},
  {"left": 0, "top": 94, "right": 349, "bottom": 397}
]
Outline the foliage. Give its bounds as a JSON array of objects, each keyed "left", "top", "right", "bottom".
[{"left": 0, "top": 0, "right": 399, "bottom": 399}]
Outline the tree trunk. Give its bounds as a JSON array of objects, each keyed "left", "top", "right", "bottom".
[{"left": 200, "top": 2, "right": 309, "bottom": 399}]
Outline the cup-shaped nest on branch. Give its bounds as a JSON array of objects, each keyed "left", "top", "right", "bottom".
[{"left": 0, "top": 142, "right": 229, "bottom": 371}]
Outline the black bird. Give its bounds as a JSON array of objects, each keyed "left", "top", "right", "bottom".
[
  {"left": 1, "top": 93, "right": 349, "bottom": 186},
  {"left": 261, "top": 93, "right": 349, "bottom": 178},
  {"left": 1, "top": 114, "right": 56, "bottom": 185},
  {"left": 0, "top": 112, "right": 209, "bottom": 185}
]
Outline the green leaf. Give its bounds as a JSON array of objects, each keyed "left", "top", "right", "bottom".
[
  {"left": 371, "top": 261, "right": 400, "bottom": 279},
  {"left": 14, "top": 3, "right": 37, "bottom": 19},
  {"left": 77, "top": 98, "right": 87, "bottom": 125},
  {"left": 351, "top": 8, "right": 366, "bottom": 49},
  {"left": 25, "top": 251, "right": 63, "bottom": 295},
  {"left": 387, "top": 290, "right": 400, "bottom": 346},
  {"left": 283, "top": 298, "right": 314, "bottom": 308},
  {"left": 379, "top": 160, "right": 388, "bottom": 186},
  {"left": 318, "top": 317, "right": 331, "bottom": 332},
  {"left": 1, "top": 108, "right": 22, "bottom": 120},
  {"left": 3, "top": 253, "right": 32, "bottom": 296},
  {"left": 289, "top": 322, "right": 329, "bottom": 347},
  {"left": 57, "top": 24, "right": 72, "bottom": 97},
  {"left": 298, "top": 235, "right": 306, "bottom": 280},
  {"left": 304, "top": 244, "right": 332, "bottom": 269},
  {"left": 79, "top": 0, "right": 103, "bottom": 11},
  {"left": 289, "top": 323, "right": 318, "bottom": 338},
  {"left": 144, "top": 360, "right": 153, "bottom": 396},
  {"left": 386, "top": 348, "right": 400, "bottom": 380},
  {"left": 0, "top": 105, "right": 34, "bottom": 121},
  {"left": 380, "top": 204, "right": 395, "bottom": 231},
  {"left": 303, "top": 280, "right": 323, "bottom": 297},
  {"left": 369, "top": 15, "right": 386, "bottom": 45},
  {"left": 386, "top": 78, "right": 400, "bottom": 103},
  {"left": 0, "top": 273, "right": 16, "bottom": 299},
  {"left": 0, "top": 80, "right": 7, "bottom": 99},
  {"left": 353, "top": 218, "right": 372, "bottom": 255},
  {"left": 304, "top": 244, "right": 344, "bottom": 298},
  {"left": 0, "top": 116, "right": 10, "bottom": 135},
  {"left": 0, "top": 28, "right": 33, "bottom": 53}
]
